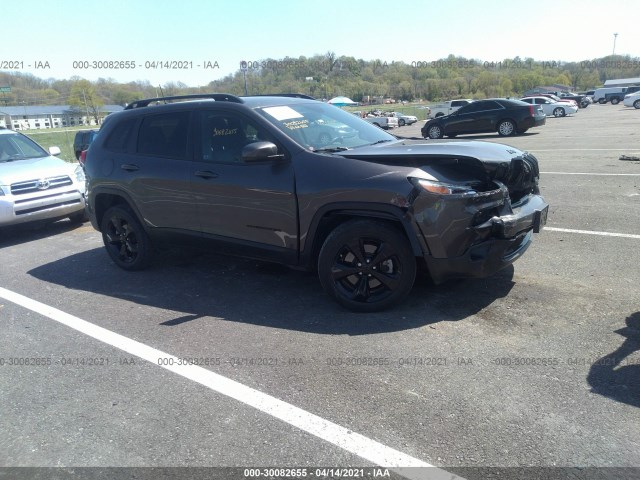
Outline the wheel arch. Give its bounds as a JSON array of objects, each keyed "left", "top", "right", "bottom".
[
  {"left": 301, "top": 204, "right": 425, "bottom": 269},
  {"left": 91, "top": 188, "right": 145, "bottom": 232}
]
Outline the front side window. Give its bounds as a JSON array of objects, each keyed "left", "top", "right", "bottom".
[{"left": 200, "top": 112, "right": 274, "bottom": 164}]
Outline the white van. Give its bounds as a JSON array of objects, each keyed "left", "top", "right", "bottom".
[{"left": 593, "top": 87, "right": 638, "bottom": 104}]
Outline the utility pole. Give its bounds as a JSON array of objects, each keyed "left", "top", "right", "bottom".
[
  {"left": 81, "top": 89, "right": 90, "bottom": 125},
  {"left": 612, "top": 33, "right": 618, "bottom": 56}
]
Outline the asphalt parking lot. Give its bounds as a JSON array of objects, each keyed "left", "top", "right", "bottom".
[{"left": 1, "top": 104, "right": 639, "bottom": 480}]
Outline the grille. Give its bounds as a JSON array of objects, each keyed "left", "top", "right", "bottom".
[{"left": 10, "top": 175, "right": 73, "bottom": 195}]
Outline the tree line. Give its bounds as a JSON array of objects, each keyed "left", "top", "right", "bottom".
[{"left": 1, "top": 53, "right": 639, "bottom": 110}]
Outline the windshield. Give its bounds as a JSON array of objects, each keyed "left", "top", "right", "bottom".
[
  {"left": 257, "top": 102, "right": 396, "bottom": 152},
  {"left": 0, "top": 133, "right": 49, "bottom": 162}
]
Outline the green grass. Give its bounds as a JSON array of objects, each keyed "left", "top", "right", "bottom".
[{"left": 21, "top": 126, "right": 92, "bottom": 163}]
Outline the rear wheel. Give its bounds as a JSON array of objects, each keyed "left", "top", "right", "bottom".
[
  {"left": 553, "top": 107, "right": 565, "bottom": 117},
  {"left": 318, "top": 220, "right": 416, "bottom": 312},
  {"left": 611, "top": 97, "right": 620, "bottom": 105},
  {"left": 598, "top": 99, "right": 607, "bottom": 104},
  {"left": 497, "top": 119, "right": 516, "bottom": 136},
  {"left": 398, "top": 119, "right": 406, "bottom": 126},
  {"left": 634, "top": 100, "right": 640, "bottom": 109},
  {"left": 100, "top": 205, "right": 153, "bottom": 271}
]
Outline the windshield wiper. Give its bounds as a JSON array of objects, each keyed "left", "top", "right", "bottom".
[
  {"left": 368, "top": 139, "right": 395, "bottom": 146},
  {"left": 313, "top": 146, "right": 350, "bottom": 153}
]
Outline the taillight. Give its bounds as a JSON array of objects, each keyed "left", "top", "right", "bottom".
[
  {"left": 79, "top": 150, "right": 87, "bottom": 166},
  {"left": 529, "top": 105, "right": 535, "bottom": 116}
]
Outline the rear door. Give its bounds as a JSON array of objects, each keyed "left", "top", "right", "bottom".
[{"left": 109, "top": 110, "right": 198, "bottom": 232}]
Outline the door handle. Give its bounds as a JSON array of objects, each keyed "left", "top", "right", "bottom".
[
  {"left": 121, "top": 164, "right": 139, "bottom": 172},
  {"left": 195, "top": 170, "right": 219, "bottom": 179}
]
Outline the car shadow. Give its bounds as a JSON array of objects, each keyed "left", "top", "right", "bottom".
[
  {"left": 27, "top": 247, "right": 516, "bottom": 336},
  {"left": 0, "top": 219, "right": 88, "bottom": 248},
  {"left": 587, "top": 312, "right": 640, "bottom": 408}
]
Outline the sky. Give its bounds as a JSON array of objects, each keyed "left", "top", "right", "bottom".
[{"left": 2, "top": 0, "right": 639, "bottom": 87}]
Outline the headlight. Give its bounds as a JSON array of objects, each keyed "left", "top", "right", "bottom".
[
  {"left": 74, "top": 165, "right": 85, "bottom": 183},
  {"left": 411, "top": 177, "right": 476, "bottom": 196}
]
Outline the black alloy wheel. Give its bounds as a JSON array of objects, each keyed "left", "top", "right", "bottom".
[
  {"left": 101, "top": 205, "right": 152, "bottom": 270},
  {"left": 318, "top": 220, "right": 416, "bottom": 312}
]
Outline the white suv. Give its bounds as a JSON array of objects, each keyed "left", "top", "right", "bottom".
[{"left": 0, "top": 128, "right": 86, "bottom": 228}]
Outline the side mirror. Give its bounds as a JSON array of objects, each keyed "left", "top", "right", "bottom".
[
  {"left": 49, "top": 146, "right": 61, "bottom": 156},
  {"left": 241, "top": 141, "right": 285, "bottom": 162}
]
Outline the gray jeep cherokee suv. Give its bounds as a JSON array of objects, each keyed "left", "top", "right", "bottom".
[{"left": 85, "top": 94, "right": 548, "bottom": 311}]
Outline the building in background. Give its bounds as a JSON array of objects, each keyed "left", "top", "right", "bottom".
[{"left": 0, "top": 105, "right": 123, "bottom": 130}]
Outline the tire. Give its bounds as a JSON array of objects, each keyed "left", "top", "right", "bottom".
[
  {"left": 553, "top": 107, "right": 565, "bottom": 118},
  {"left": 497, "top": 119, "right": 516, "bottom": 136},
  {"left": 100, "top": 205, "right": 153, "bottom": 271},
  {"left": 317, "top": 220, "right": 416, "bottom": 312},
  {"left": 611, "top": 97, "right": 620, "bottom": 105},
  {"left": 634, "top": 100, "right": 640, "bottom": 109},
  {"left": 598, "top": 99, "right": 607, "bottom": 104},
  {"left": 372, "top": 122, "right": 381, "bottom": 128},
  {"left": 398, "top": 119, "right": 406, "bottom": 126},
  {"left": 435, "top": 112, "right": 444, "bottom": 117},
  {"left": 427, "top": 124, "right": 444, "bottom": 139}
]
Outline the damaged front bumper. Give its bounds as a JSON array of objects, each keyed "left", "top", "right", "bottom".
[{"left": 413, "top": 182, "right": 549, "bottom": 284}]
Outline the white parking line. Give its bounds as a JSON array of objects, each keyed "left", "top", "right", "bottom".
[
  {"left": 545, "top": 227, "right": 640, "bottom": 239},
  {"left": 541, "top": 172, "right": 640, "bottom": 176},
  {"left": 529, "top": 148, "right": 640, "bottom": 151},
  {"left": 0, "top": 287, "right": 461, "bottom": 480}
]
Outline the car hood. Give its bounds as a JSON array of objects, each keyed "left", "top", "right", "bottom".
[
  {"left": 339, "top": 140, "right": 525, "bottom": 164},
  {"left": 0, "top": 156, "right": 77, "bottom": 185},
  {"left": 337, "top": 140, "right": 537, "bottom": 187}
]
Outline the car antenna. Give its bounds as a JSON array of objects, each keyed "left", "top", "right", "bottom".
[{"left": 158, "top": 85, "right": 165, "bottom": 102}]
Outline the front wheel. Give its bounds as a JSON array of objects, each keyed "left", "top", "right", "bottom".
[
  {"left": 398, "top": 119, "right": 406, "bottom": 126},
  {"left": 598, "top": 99, "right": 607, "bottom": 104},
  {"left": 426, "top": 124, "right": 444, "bottom": 139},
  {"left": 497, "top": 120, "right": 516, "bottom": 136},
  {"left": 611, "top": 97, "right": 620, "bottom": 105},
  {"left": 100, "top": 205, "right": 153, "bottom": 271},
  {"left": 553, "top": 107, "right": 565, "bottom": 117},
  {"left": 634, "top": 100, "right": 640, "bottom": 109},
  {"left": 318, "top": 220, "right": 416, "bottom": 312}
]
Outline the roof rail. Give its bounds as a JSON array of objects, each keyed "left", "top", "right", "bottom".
[
  {"left": 124, "top": 93, "right": 243, "bottom": 110},
  {"left": 249, "top": 93, "right": 316, "bottom": 100}
]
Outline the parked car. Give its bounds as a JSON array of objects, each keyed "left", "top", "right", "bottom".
[
  {"left": 553, "top": 92, "right": 590, "bottom": 108},
  {"left": 392, "top": 112, "right": 418, "bottom": 126},
  {"left": 84, "top": 93, "right": 548, "bottom": 312},
  {"left": 578, "top": 90, "right": 596, "bottom": 102},
  {"left": 0, "top": 127, "right": 87, "bottom": 228},
  {"left": 421, "top": 98, "right": 546, "bottom": 139},
  {"left": 520, "top": 96, "right": 578, "bottom": 117},
  {"left": 73, "top": 129, "right": 99, "bottom": 160},
  {"left": 623, "top": 92, "right": 640, "bottom": 109},
  {"left": 524, "top": 93, "right": 578, "bottom": 108}
]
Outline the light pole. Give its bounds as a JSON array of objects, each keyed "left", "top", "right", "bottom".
[{"left": 612, "top": 33, "right": 618, "bottom": 56}]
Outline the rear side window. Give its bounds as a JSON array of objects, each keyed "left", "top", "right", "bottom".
[
  {"left": 137, "top": 112, "right": 190, "bottom": 159},
  {"left": 104, "top": 119, "right": 137, "bottom": 153}
]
